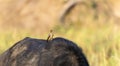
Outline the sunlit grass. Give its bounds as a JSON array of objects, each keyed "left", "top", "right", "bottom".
[
  {"left": 54, "top": 22, "right": 120, "bottom": 66},
  {"left": 0, "top": 30, "right": 46, "bottom": 54},
  {"left": 0, "top": 0, "right": 119, "bottom": 66},
  {"left": 0, "top": 23, "right": 120, "bottom": 66}
]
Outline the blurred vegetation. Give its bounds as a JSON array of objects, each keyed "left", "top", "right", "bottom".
[{"left": 0, "top": 0, "right": 120, "bottom": 66}]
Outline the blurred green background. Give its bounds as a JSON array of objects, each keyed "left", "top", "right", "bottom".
[{"left": 0, "top": 0, "right": 120, "bottom": 66}]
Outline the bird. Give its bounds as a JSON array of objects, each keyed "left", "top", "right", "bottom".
[{"left": 47, "top": 30, "right": 54, "bottom": 42}]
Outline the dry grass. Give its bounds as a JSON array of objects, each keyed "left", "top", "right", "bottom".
[
  {"left": 0, "top": 22, "right": 120, "bottom": 66},
  {"left": 0, "top": 0, "right": 120, "bottom": 66}
]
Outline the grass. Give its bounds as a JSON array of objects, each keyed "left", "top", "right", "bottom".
[
  {"left": 57, "top": 23, "right": 120, "bottom": 66},
  {"left": 0, "top": 0, "right": 120, "bottom": 66},
  {"left": 0, "top": 22, "right": 120, "bottom": 66}
]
